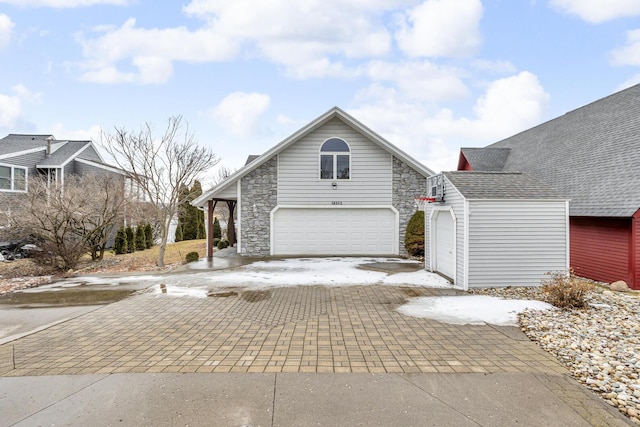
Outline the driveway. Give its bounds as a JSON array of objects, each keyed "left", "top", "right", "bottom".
[{"left": 0, "top": 257, "right": 631, "bottom": 426}]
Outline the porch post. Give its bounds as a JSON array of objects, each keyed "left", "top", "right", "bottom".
[{"left": 207, "top": 199, "right": 214, "bottom": 260}]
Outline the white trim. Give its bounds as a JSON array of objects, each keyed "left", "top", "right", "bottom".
[
  {"left": 429, "top": 206, "right": 459, "bottom": 289},
  {"left": 73, "top": 158, "right": 127, "bottom": 175},
  {"left": 0, "top": 163, "right": 28, "bottom": 193},
  {"left": 565, "top": 200, "right": 570, "bottom": 271},
  {"left": 463, "top": 200, "right": 470, "bottom": 291},
  {"left": 270, "top": 205, "right": 399, "bottom": 256},
  {"left": 236, "top": 179, "right": 242, "bottom": 254},
  {"left": 318, "top": 137, "right": 352, "bottom": 182}
]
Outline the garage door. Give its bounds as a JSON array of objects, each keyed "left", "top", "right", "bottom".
[
  {"left": 272, "top": 208, "right": 397, "bottom": 255},
  {"left": 435, "top": 211, "right": 455, "bottom": 279}
]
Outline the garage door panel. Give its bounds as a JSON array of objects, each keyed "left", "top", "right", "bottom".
[{"left": 273, "top": 208, "right": 397, "bottom": 255}]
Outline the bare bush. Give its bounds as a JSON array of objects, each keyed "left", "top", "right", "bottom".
[{"left": 541, "top": 271, "right": 594, "bottom": 309}]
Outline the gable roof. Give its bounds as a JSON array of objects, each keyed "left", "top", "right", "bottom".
[
  {"left": 0, "top": 134, "right": 54, "bottom": 157},
  {"left": 193, "top": 106, "right": 434, "bottom": 207},
  {"left": 458, "top": 147, "right": 510, "bottom": 171},
  {"left": 460, "top": 83, "right": 640, "bottom": 217},
  {"left": 443, "top": 171, "right": 566, "bottom": 200},
  {"left": 37, "top": 141, "right": 91, "bottom": 167}
]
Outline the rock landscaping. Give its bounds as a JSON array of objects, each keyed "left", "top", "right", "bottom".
[{"left": 472, "top": 285, "right": 640, "bottom": 424}]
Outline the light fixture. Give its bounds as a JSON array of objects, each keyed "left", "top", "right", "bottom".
[{"left": 332, "top": 182, "right": 337, "bottom": 189}]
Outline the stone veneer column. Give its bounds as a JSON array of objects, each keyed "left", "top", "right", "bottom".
[
  {"left": 392, "top": 157, "right": 427, "bottom": 257},
  {"left": 240, "top": 157, "right": 278, "bottom": 256}
]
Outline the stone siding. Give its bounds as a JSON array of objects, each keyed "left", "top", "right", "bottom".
[
  {"left": 392, "top": 157, "right": 428, "bottom": 256},
  {"left": 240, "top": 157, "right": 278, "bottom": 256}
]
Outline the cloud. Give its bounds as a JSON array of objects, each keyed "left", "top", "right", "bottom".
[
  {"left": 49, "top": 123, "right": 103, "bottom": 142},
  {"left": 395, "top": 0, "right": 483, "bottom": 58},
  {"left": 0, "top": 0, "right": 129, "bottom": 6},
  {"left": 364, "top": 60, "right": 468, "bottom": 102},
  {"left": 208, "top": 92, "right": 271, "bottom": 137},
  {"left": 76, "top": 1, "right": 413, "bottom": 83},
  {"left": 611, "top": 29, "right": 640, "bottom": 66},
  {"left": 549, "top": 0, "right": 640, "bottom": 23},
  {"left": 0, "top": 14, "right": 14, "bottom": 49},
  {"left": 76, "top": 18, "right": 238, "bottom": 84},
  {"left": 0, "top": 85, "right": 42, "bottom": 129},
  {"left": 349, "top": 71, "right": 549, "bottom": 173}
]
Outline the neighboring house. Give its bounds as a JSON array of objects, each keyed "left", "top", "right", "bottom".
[
  {"left": 0, "top": 133, "right": 126, "bottom": 191},
  {"left": 424, "top": 171, "right": 569, "bottom": 289},
  {"left": 457, "top": 83, "right": 640, "bottom": 289},
  {"left": 192, "top": 107, "right": 434, "bottom": 257},
  {"left": 0, "top": 133, "right": 128, "bottom": 229}
]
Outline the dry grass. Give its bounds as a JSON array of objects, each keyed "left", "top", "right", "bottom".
[
  {"left": 0, "top": 239, "right": 207, "bottom": 278},
  {"left": 541, "top": 270, "right": 595, "bottom": 309}
]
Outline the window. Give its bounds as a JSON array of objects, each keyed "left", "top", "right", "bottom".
[
  {"left": 0, "top": 164, "right": 28, "bottom": 192},
  {"left": 320, "top": 138, "right": 350, "bottom": 180}
]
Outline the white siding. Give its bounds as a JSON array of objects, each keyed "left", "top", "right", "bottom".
[
  {"left": 215, "top": 183, "right": 238, "bottom": 200},
  {"left": 425, "top": 176, "right": 465, "bottom": 288},
  {"left": 467, "top": 200, "right": 568, "bottom": 288},
  {"left": 277, "top": 118, "right": 392, "bottom": 205}
]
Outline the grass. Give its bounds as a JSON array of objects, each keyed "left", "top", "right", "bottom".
[{"left": 0, "top": 239, "right": 207, "bottom": 278}]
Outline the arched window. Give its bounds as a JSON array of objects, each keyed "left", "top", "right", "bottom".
[{"left": 320, "top": 138, "right": 350, "bottom": 180}]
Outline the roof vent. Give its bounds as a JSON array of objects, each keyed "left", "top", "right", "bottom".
[{"left": 46, "top": 136, "right": 54, "bottom": 157}]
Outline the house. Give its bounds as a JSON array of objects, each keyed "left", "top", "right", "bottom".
[
  {"left": 424, "top": 171, "right": 569, "bottom": 289},
  {"left": 192, "top": 107, "right": 434, "bottom": 257},
  {"left": 0, "top": 133, "right": 128, "bottom": 231},
  {"left": 457, "top": 83, "right": 640, "bottom": 289},
  {"left": 0, "top": 133, "right": 126, "bottom": 192}
]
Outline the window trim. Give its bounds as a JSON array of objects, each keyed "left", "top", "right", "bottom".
[
  {"left": 0, "top": 163, "right": 28, "bottom": 193},
  {"left": 318, "top": 137, "right": 351, "bottom": 181}
]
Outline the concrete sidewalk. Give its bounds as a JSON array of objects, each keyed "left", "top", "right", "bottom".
[{"left": 0, "top": 372, "right": 630, "bottom": 426}]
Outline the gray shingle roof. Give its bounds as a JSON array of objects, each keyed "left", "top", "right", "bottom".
[
  {"left": 244, "top": 155, "right": 260, "bottom": 166},
  {"left": 466, "top": 83, "right": 640, "bottom": 217},
  {"left": 37, "top": 141, "right": 89, "bottom": 167},
  {"left": 444, "top": 171, "right": 566, "bottom": 200},
  {"left": 459, "top": 148, "right": 511, "bottom": 171},
  {"left": 0, "top": 134, "right": 52, "bottom": 156}
]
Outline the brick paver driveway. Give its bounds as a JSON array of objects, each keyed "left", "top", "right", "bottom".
[{"left": 0, "top": 284, "right": 564, "bottom": 377}]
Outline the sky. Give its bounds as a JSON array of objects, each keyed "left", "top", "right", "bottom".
[{"left": 2, "top": 0, "right": 640, "bottom": 179}]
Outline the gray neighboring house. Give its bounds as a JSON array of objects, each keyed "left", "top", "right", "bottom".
[
  {"left": 424, "top": 171, "right": 569, "bottom": 289},
  {"left": 0, "top": 133, "right": 127, "bottom": 218},
  {"left": 192, "top": 107, "right": 434, "bottom": 257}
]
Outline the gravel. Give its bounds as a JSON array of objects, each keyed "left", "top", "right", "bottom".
[{"left": 471, "top": 285, "right": 640, "bottom": 424}]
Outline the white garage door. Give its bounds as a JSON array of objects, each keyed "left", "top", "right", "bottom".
[
  {"left": 435, "top": 211, "right": 455, "bottom": 279},
  {"left": 272, "top": 208, "right": 397, "bottom": 255}
]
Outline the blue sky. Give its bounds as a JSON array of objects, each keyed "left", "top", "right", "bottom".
[{"left": 1, "top": 0, "right": 640, "bottom": 179}]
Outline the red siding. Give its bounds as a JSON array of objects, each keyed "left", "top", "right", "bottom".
[
  {"left": 457, "top": 153, "right": 473, "bottom": 171},
  {"left": 570, "top": 217, "right": 633, "bottom": 287}
]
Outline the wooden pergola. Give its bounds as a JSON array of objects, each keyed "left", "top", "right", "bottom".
[{"left": 206, "top": 198, "right": 237, "bottom": 259}]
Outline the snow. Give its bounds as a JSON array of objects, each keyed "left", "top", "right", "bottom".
[{"left": 397, "top": 295, "right": 554, "bottom": 326}]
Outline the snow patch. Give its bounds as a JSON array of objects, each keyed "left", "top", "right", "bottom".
[{"left": 397, "top": 295, "right": 553, "bottom": 326}]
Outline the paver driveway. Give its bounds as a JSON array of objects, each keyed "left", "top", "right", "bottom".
[{"left": 0, "top": 283, "right": 564, "bottom": 376}]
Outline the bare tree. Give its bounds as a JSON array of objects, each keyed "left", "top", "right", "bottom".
[
  {"left": 100, "top": 116, "right": 219, "bottom": 266},
  {"left": 1, "top": 175, "right": 126, "bottom": 270}
]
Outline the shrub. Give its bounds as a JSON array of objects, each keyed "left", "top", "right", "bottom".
[
  {"left": 125, "top": 226, "right": 135, "bottom": 253},
  {"left": 213, "top": 238, "right": 221, "bottom": 247},
  {"left": 174, "top": 224, "right": 183, "bottom": 242},
  {"left": 213, "top": 217, "right": 222, "bottom": 239},
  {"left": 185, "top": 251, "right": 200, "bottom": 263},
  {"left": 135, "top": 226, "right": 146, "bottom": 251},
  {"left": 217, "top": 239, "right": 229, "bottom": 249},
  {"left": 541, "top": 271, "right": 594, "bottom": 309},
  {"left": 404, "top": 210, "right": 425, "bottom": 257},
  {"left": 114, "top": 227, "right": 128, "bottom": 255},
  {"left": 144, "top": 223, "right": 153, "bottom": 249}
]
